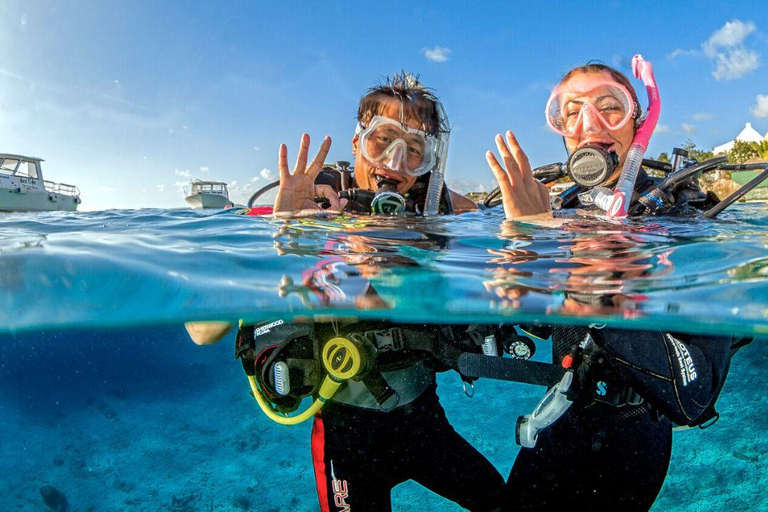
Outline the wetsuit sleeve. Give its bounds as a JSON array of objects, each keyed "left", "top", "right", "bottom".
[{"left": 590, "top": 330, "right": 734, "bottom": 426}]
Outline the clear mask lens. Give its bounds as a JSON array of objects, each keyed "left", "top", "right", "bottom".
[
  {"left": 357, "top": 116, "right": 438, "bottom": 176},
  {"left": 546, "top": 82, "right": 635, "bottom": 137}
]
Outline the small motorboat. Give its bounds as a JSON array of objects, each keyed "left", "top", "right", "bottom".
[
  {"left": 0, "top": 154, "right": 81, "bottom": 212},
  {"left": 184, "top": 180, "right": 234, "bottom": 209}
]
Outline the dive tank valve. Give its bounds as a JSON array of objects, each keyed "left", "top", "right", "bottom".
[{"left": 671, "top": 147, "right": 690, "bottom": 173}]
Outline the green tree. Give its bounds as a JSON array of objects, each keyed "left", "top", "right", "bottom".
[
  {"left": 681, "top": 139, "right": 715, "bottom": 162},
  {"left": 728, "top": 140, "right": 760, "bottom": 164},
  {"left": 755, "top": 140, "right": 768, "bottom": 161}
]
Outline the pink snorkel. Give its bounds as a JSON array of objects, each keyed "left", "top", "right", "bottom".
[{"left": 592, "top": 54, "right": 661, "bottom": 217}]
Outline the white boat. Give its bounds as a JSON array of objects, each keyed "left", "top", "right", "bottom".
[
  {"left": 0, "top": 154, "right": 81, "bottom": 212},
  {"left": 184, "top": 180, "right": 233, "bottom": 209}
]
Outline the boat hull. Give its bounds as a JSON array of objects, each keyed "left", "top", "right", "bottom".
[
  {"left": 0, "top": 188, "right": 80, "bottom": 212},
  {"left": 185, "top": 193, "right": 233, "bottom": 209}
]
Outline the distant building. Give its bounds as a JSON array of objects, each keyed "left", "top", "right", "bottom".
[{"left": 713, "top": 122, "right": 766, "bottom": 154}]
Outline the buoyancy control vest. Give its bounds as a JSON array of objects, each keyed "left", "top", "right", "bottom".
[
  {"left": 315, "top": 165, "right": 455, "bottom": 215},
  {"left": 235, "top": 319, "right": 506, "bottom": 423},
  {"left": 524, "top": 324, "right": 749, "bottom": 428},
  {"left": 245, "top": 163, "right": 455, "bottom": 216},
  {"left": 556, "top": 168, "right": 721, "bottom": 215}
]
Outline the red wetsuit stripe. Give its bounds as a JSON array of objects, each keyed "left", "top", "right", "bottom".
[{"left": 312, "top": 411, "right": 330, "bottom": 512}]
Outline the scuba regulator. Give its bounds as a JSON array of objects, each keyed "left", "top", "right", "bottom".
[
  {"left": 236, "top": 320, "right": 406, "bottom": 425},
  {"left": 338, "top": 177, "right": 409, "bottom": 215},
  {"left": 534, "top": 144, "right": 621, "bottom": 189}
]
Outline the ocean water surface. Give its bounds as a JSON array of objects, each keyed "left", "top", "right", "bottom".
[{"left": 1, "top": 205, "right": 767, "bottom": 511}]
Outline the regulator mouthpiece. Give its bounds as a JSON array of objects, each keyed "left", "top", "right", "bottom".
[
  {"left": 567, "top": 145, "right": 620, "bottom": 188},
  {"left": 375, "top": 177, "right": 399, "bottom": 191}
]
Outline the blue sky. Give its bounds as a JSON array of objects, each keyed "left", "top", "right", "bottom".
[{"left": 1, "top": 1, "right": 767, "bottom": 210}]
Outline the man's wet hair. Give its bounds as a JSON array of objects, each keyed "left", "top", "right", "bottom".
[
  {"left": 357, "top": 72, "right": 448, "bottom": 137},
  {"left": 559, "top": 62, "right": 642, "bottom": 128}
]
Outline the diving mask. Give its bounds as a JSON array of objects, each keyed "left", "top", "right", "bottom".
[
  {"left": 546, "top": 79, "right": 638, "bottom": 137},
  {"left": 356, "top": 115, "right": 438, "bottom": 177}
]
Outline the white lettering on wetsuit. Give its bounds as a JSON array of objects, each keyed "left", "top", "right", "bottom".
[
  {"left": 330, "top": 461, "right": 351, "bottom": 511},
  {"left": 254, "top": 319, "right": 284, "bottom": 337},
  {"left": 667, "top": 334, "right": 698, "bottom": 386}
]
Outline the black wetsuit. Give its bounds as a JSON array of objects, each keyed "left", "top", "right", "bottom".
[
  {"left": 502, "top": 175, "right": 737, "bottom": 511},
  {"left": 238, "top": 318, "right": 504, "bottom": 511},
  {"left": 313, "top": 383, "right": 504, "bottom": 512},
  {"left": 503, "top": 315, "right": 742, "bottom": 511},
  {"left": 307, "top": 323, "right": 504, "bottom": 512}
]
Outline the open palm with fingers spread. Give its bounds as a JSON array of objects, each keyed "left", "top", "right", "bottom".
[
  {"left": 486, "top": 131, "right": 551, "bottom": 220},
  {"left": 274, "top": 133, "right": 347, "bottom": 215}
]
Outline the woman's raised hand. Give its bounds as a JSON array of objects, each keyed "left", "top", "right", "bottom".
[{"left": 486, "top": 131, "right": 551, "bottom": 220}]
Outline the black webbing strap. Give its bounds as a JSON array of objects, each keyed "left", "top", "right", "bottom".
[
  {"left": 457, "top": 353, "right": 565, "bottom": 387},
  {"left": 363, "top": 326, "right": 565, "bottom": 388},
  {"left": 398, "top": 328, "right": 464, "bottom": 369},
  {"left": 361, "top": 370, "right": 399, "bottom": 410}
]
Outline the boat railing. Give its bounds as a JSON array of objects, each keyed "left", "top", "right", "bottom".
[{"left": 44, "top": 180, "right": 80, "bottom": 197}]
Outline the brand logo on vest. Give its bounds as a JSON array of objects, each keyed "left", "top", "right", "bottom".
[
  {"left": 666, "top": 334, "right": 698, "bottom": 386},
  {"left": 330, "top": 461, "right": 351, "bottom": 511},
  {"left": 255, "top": 319, "right": 284, "bottom": 337},
  {"left": 596, "top": 381, "right": 608, "bottom": 396}
]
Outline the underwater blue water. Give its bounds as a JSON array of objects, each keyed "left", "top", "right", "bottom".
[{"left": 1, "top": 205, "right": 767, "bottom": 510}]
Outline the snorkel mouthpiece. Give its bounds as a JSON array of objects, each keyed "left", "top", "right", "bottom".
[{"left": 592, "top": 54, "right": 661, "bottom": 218}]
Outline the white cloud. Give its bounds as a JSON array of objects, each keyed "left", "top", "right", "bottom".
[
  {"left": 199, "top": 166, "right": 209, "bottom": 173},
  {"left": 174, "top": 169, "right": 191, "bottom": 178},
  {"left": 157, "top": 184, "right": 166, "bottom": 192},
  {"left": 226, "top": 168, "right": 277, "bottom": 203},
  {"left": 702, "top": 20, "right": 760, "bottom": 81},
  {"left": 421, "top": 46, "right": 451, "bottom": 63},
  {"left": 228, "top": 180, "right": 256, "bottom": 205},
  {"left": 667, "top": 48, "right": 698, "bottom": 59},
  {"left": 751, "top": 94, "right": 768, "bottom": 118},
  {"left": 711, "top": 48, "right": 760, "bottom": 81},
  {"left": 692, "top": 113, "right": 714, "bottom": 121},
  {"left": 656, "top": 124, "right": 670, "bottom": 134},
  {"left": 102, "top": 186, "right": 116, "bottom": 193},
  {"left": 253, "top": 146, "right": 261, "bottom": 152},
  {"left": 682, "top": 123, "right": 697, "bottom": 134},
  {"left": 260, "top": 168, "right": 275, "bottom": 181},
  {"left": 703, "top": 20, "right": 756, "bottom": 53}
]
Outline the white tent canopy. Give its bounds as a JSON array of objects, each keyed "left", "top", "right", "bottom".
[{"left": 713, "top": 122, "right": 766, "bottom": 154}]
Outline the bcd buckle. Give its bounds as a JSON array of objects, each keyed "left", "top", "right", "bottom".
[{"left": 370, "top": 328, "right": 404, "bottom": 352}]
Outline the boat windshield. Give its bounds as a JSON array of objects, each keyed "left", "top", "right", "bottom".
[
  {"left": 0, "top": 158, "right": 39, "bottom": 179},
  {"left": 0, "top": 158, "right": 20, "bottom": 175},
  {"left": 192, "top": 182, "right": 228, "bottom": 195}
]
